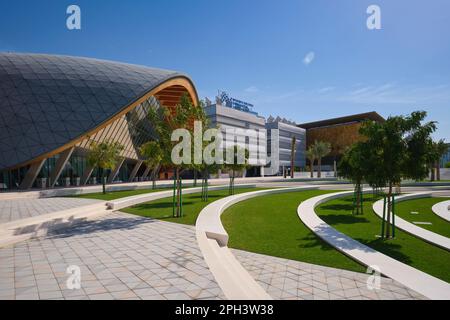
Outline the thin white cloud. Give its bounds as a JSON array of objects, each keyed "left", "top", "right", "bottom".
[
  {"left": 318, "top": 86, "right": 335, "bottom": 93},
  {"left": 244, "top": 85, "right": 259, "bottom": 93},
  {"left": 303, "top": 51, "right": 315, "bottom": 65}
]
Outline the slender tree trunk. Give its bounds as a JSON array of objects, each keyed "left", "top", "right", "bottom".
[
  {"left": 355, "top": 183, "right": 360, "bottom": 214},
  {"left": 430, "top": 164, "right": 435, "bottom": 181},
  {"left": 232, "top": 170, "right": 235, "bottom": 195},
  {"left": 101, "top": 169, "right": 106, "bottom": 194},
  {"left": 436, "top": 161, "right": 441, "bottom": 181},
  {"left": 193, "top": 170, "right": 197, "bottom": 187},
  {"left": 176, "top": 167, "right": 180, "bottom": 217},
  {"left": 386, "top": 183, "right": 393, "bottom": 238},
  {"left": 318, "top": 158, "right": 322, "bottom": 178},
  {"left": 310, "top": 159, "right": 314, "bottom": 178},
  {"left": 152, "top": 170, "right": 156, "bottom": 189}
]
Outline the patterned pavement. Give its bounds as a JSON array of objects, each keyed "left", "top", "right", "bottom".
[
  {"left": 0, "top": 197, "right": 101, "bottom": 224},
  {"left": 0, "top": 212, "right": 224, "bottom": 300},
  {"left": 232, "top": 249, "right": 426, "bottom": 300},
  {"left": 0, "top": 206, "right": 427, "bottom": 300}
]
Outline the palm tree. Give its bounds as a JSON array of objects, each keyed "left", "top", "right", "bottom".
[
  {"left": 312, "top": 140, "right": 331, "bottom": 178},
  {"left": 306, "top": 147, "right": 316, "bottom": 178},
  {"left": 87, "top": 140, "right": 124, "bottom": 194},
  {"left": 290, "top": 136, "right": 296, "bottom": 178},
  {"left": 140, "top": 141, "right": 163, "bottom": 189}
]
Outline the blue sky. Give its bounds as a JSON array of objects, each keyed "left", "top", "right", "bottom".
[{"left": 1, "top": 0, "right": 449, "bottom": 139}]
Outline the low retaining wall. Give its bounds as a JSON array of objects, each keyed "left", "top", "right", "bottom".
[
  {"left": 195, "top": 186, "right": 318, "bottom": 300},
  {"left": 372, "top": 192, "right": 450, "bottom": 251}
]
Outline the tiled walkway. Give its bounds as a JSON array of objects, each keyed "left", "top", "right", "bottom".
[
  {"left": 0, "top": 208, "right": 427, "bottom": 300},
  {"left": 232, "top": 249, "right": 425, "bottom": 300},
  {"left": 0, "top": 212, "right": 224, "bottom": 300},
  {"left": 0, "top": 198, "right": 101, "bottom": 224}
]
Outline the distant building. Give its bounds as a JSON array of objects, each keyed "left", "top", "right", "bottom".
[
  {"left": 441, "top": 143, "right": 450, "bottom": 167},
  {"left": 204, "top": 92, "right": 267, "bottom": 177},
  {"left": 265, "top": 118, "right": 306, "bottom": 176},
  {"left": 298, "top": 112, "right": 385, "bottom": 169}
]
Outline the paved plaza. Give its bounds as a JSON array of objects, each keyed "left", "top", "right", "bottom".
[
  {"left": 0, "top": 204, "right": 427, "bottom": 300},
  {"left": 233, "top": 249, "right": 425, "bottom": 300},
  {"left": 0, "top": 212, "right": 224, "bottom": 300},
  {"left": 0, "top": 197, "right": 101, "bottom": 224}
]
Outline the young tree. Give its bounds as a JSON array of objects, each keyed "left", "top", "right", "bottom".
[
  {"left": 140, "top": 141, "right": 163, "bottom": 189},
  {"left": 312, "top": 140, "right": 331, "bottom": 178},
  {"left": 338, "top": 143, "right": 367, "bottom": 214},
  {"left": 224, "top": 145, "right": 249, "bottom": 195},
  {"left": 306, "top": 147, "right": 316, "bottom": 178},
  {"left": 290, "top": 136, "right": 296, "bottom": 179},
  {"left": 359, "top": 111, "right": 436, "bottom": 239},
  {"left": 146, "top": 94, "right": 207, "bottom": 217},
  {"left": 87, "top": 140, "right": 124, "bottom": 194}
]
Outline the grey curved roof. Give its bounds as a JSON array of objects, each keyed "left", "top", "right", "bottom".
[{"left": 0, "top": 53, "right": 192, "bottom": 170}]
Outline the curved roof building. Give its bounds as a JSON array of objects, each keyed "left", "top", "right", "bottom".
[{"left": 0, "top": 53, "right": 198, "bottom": 189}]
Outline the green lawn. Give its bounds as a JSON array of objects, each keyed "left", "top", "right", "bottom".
[
  {"left": 395, "top": 197, "right": 450, "bottom": 238},
  {"left": 221, "top": 190, "right": 366, "bottom": 273},
  {"left": 316, "top": 194, "right": 450, "bottom": 283},
  {"left": 121, "top": 187, "right": 263, "bottom": 225},
  {"left": 69, "top": 187, "right": 168, "bottom": 200}
]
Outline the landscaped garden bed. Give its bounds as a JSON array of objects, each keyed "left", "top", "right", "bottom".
[
  {"left": 122, "top": 187, "right": 263, "bottom": 225},
  {"left": 316, "top": 194, "right": 450, "bottom": 283},
  {"left": 394, "top": 197, "right": 450, "bottom": 238},
  {"left": 221, "top": 190, "right": 366, "bottom": 273}
]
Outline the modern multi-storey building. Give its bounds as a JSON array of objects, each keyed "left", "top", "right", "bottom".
[
  {"left": 204, "top": 92, "right": 267, "bottom": 177},
  {"left": 441, "top": 143, "right": 450, "bottom": 168},
  {"left": 0, "top": 53, "right": 198, "bottom": 190},
  {"left": 265, "top": 117, "right": 306, "bottom": 176}
]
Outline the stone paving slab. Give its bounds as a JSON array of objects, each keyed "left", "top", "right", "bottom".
[
  {"left": 232, "top": 249, "right": 426, "bottom": 300},
  {"left": 0, "top": 212, "right": 224, "bottom": 300},
  {"left": 0, "top": 198, "right": 102, "bottom": 224}
]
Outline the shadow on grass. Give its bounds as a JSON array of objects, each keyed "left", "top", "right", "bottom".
[
  {"left": 131, "top": 201, "right": 195, "bottom": 210},
  {"left": 319, "top": 213, "right": 370, "bottom": 225},
  {"left": 297, "top": 234, "right": 340, "bottom": 251},
  {"left": 313, "top": 214, "right": 412, "bottom": 264},
  {"left": 188, "top": 194, "right": 223, "bottom": 200},
  {"left": 319, "top": 204, "right": 354, "bottom": 212}
]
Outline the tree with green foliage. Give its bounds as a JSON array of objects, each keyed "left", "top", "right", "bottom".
[
  {"left": 188, "top": 112, "right": 221, "bottom": 201},
  {"left": 306, "top": 147, "right": 316, "bottom": 178},
  {"left": 146, "top": 93, "right": 207, "bottom": 217},
  {"left": 312, "top": 140, "right": 331, "bottom": 178},
  {"left": 338, "top": 143, "right": 367, "bottom": 214},
  {"left": 358, "top": 111, "right": 436, "bottom": 239},
  {"left": 224, "top": 145, "right": 249, "bottom": 195},
  {"left": 140, "top": 141, "right": 163, "bottom": 189},
  {"left": 445, "top": 162, "right": 450, "bottom": 169},
  {"left": 87, "top": 140, "right": 124, "bottom": 194}
]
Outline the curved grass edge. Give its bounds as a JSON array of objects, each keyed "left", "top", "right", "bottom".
[
  {"left": 316, "top": 194, "right": 450, "bottom": 283},
  {"left": 221, "top": 189, "right": 367, "bottom": 274}
]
